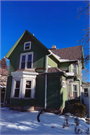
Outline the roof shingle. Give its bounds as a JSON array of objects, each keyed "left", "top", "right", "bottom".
[{"left": 49, "top": 45, "right": 82, "bottom": 60}]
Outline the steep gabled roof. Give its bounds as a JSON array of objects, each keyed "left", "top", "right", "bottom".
[
  {"left": 50, "top": 45, "right": 83, "bottom": 60},
  {"left": 5, "top": 30, "right": 49, "bottom": 59}
]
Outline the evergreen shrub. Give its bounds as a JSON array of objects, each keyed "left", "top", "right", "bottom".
[{"left": 71, "top": 103, "right": 86, "bottom": 118}]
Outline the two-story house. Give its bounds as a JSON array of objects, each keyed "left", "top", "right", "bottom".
[{"left": 5, "top": 30, "right": 85, "bottom": 111}]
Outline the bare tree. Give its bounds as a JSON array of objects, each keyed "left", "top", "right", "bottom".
[{"left": 77, "top": 1, "right": 90, "bottom": 82}]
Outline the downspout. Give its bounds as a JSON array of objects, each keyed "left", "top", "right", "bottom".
[{"left": 44, "top": 53, "right": 52, "bottom": 109}]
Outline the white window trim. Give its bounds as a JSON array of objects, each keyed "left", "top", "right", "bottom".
[
  {"left": 62, "top": 80, "right": 66, "bottom": 88},
  {"left": 11, "top": 78, "right": 22, "bottom": 99},
  {"left": 19, "top": 52, "right": 33, "bottom": 69},
  {"left": 24, "top": 79, "right": 33, "bottom": 99},
  {"left": 84, "top": 88, "right": 88, "bottom": 97},
  {"left": 71, "top": 83, "right": 79, "bottom": 99},
  {"left": 71, "top": 64, "right": 78, "bottom": 74},
  {"left": 24, "top": 41, "right": 31, "bottom": 51}
]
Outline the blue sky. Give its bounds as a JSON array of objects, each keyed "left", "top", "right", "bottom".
[{"left": 1, "top": 1, "right": 89, "bottom": 80}]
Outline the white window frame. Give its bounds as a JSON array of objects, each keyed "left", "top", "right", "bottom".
[
  {"left": 11, "top": 78, "right": 22, "bottom": 99},
  {"left": 71, "top": 64, "right": 78, "bottom": 74},
  {"left": 24, "top": 80, "right": 32, "bottom": 99},
  {"left": 24, "top": 41, "right": 31, "bottom": 51},
  {"left": 84, "top": 88, "right": 88, "bottom": 97},
  {"left": 19, "top": 52, "right": 33, "bottom": 69},
  {"left": 62, "top": 80, "right": 66, "bottom": 88},
  {"left": 71, "top": 83, "right": 79, "bottom": 99}
]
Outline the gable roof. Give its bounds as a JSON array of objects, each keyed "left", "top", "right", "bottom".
[
  {"left": 5, "top": 30, "right": 49, "bottom": 59},
  {"left": 50, "top": 45, "right": 83, "bottom": 60}
]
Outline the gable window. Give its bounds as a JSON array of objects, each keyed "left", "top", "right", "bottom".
[
  {"left": 24, "top": 41, "right": 31, "bottom": 50},
  {"left": 72, "top": 64, "right": 78, "bottom": 74},
  {"left": 72, "top": 84, "right": 78, "bottom": 98},
  {"left": 14, "top": 81, "right": 20, "bottom": 97},
  {"left": 25, "top": 81, "right": 31, "bottom": 98},
  {"left": 20, "top": 52, "right": 33, "bottom": 69},
  {"left": 84, "top": 88, "right": 88, "bottom": 97}
]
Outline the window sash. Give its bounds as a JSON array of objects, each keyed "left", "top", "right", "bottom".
[
  {"left": 72, "top": 64, "right": 77, "bottom": 74},
  {"left": 25, "top": 81, "right": 31, "bottom": 98},
  {"left": 72, "top": 84, "right": 78, "bottom": 98},
  {"left": 14, "top": 81, "right": 20, "bottom": 97},
  {"left": 84, "top": 88, "right": 88, "bottom": 97}
]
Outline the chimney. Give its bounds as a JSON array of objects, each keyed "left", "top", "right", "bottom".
[{"left": 52, "top": 45, "right": 56, "bottom": 49}]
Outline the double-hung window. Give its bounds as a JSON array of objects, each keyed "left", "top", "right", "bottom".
[
  {"left": 84, "top": 88, "right": 88, "bottom": 97},
  {"left": 72, "top": 84, "right": 78, "bottom": 98},
  {"left": 72, "top": 64, "right": 78, "bottom": 74},
  {"left": 20, "top": 52, "right": 33, "bottom": 69},
  {"left": 14, "top": 81, "right": 20, "bottom": 97},
  {"left": 25, "top": 81, "right": 32, "bottom": 98}
]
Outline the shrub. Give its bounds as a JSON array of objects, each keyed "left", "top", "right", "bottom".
[{"left": 71, "top": 103, "right": 86, "bottom": 118}]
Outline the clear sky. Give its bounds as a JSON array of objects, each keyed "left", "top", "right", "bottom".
[{"left": 1, "top": 1, "right": 89, "bottom": 80}]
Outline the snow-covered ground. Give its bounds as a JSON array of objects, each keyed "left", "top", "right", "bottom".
[{"left": 0, "top": 107, "right": 90, "bottom": 134}]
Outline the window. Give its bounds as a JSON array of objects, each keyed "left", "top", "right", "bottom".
[
  {"left": 21, "top": 55, "right": 26, "bottom": 69},
  {"left": 72, "top": 64, "right": 77, "bottom": 74},
  {"left": 14, "top": 81, "right": 20, "bottom": 97},
  {"left": 73, "top": 84, "right": 78, "bottom": 98},
  {"left": 62, "top": 80, "right": 66, "bottom": 88},
  {"left": 25, "top": 81, "right": 31, "bottom": 98},
  {"left": 24, "top": 41, "right": 31, "bottom": 50},
  {"left": 84, "top": 88, "right": 88, "bottom": 97},
  {"left": 20, "top": 52, "right": 33, "bottom": 69}
]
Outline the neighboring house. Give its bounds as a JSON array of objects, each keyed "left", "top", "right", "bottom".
[
  {"left": 0, "top": 58, "right": 8, "bottom": 102},
  {"left": 82, "top": 82, "right": 90, "bottom": 113},
  {"left": 5, "top": 30, "right": 85, "bottom": 111}
]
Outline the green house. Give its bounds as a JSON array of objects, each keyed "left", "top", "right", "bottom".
[{"left": 5, "top": 30, "right": 85, "bottom": 111}]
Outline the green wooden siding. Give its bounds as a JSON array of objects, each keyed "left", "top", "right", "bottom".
[
  {"left": 8, "top": 33, "right": 47, "bottom": 74},
  {"left": 35, "top": 73, "right": 67, "bottom": 109},
  {"left": 61, "top": 76, "right": 67, "bottom": 108},
  {"left": 48, "top": 57, "right": 57, "bottom": 67},
  {"left": 59, "top": 62, "right": 71, "bottom": 72},
  {"left": 5, "top": 76, "right": 12, "bottom": 103},
  {"left": 10, "top": 98, "right": 35, "bottom": 107},
  {"left": 35, "top": 75, "right": 45, "bottom": 107},
  {"left": 47, "top": 74, "right": 62, "bottom": 109},
  {"left": 6, "top": 33, "right": 48, "bottom": 103}
]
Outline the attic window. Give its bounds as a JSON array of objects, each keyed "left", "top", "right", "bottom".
[{"left": 24, "top": 41, "right": 31, "bottom": 50}]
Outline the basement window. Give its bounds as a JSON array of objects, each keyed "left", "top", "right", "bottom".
[{"left": 24, "top": 41, "right": 31, "bottom": 50}]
